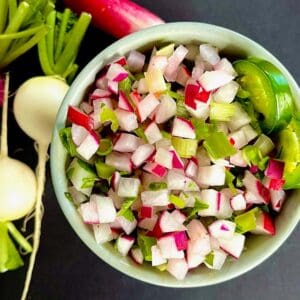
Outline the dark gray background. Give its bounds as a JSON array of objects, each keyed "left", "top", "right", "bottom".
[{"left": 0, "top": 0, "right": 299, "bottom": 299}]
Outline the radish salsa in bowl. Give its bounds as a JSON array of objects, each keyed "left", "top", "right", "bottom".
[{"left": 51, "top": 22, "right": 300, "bottom": 287}]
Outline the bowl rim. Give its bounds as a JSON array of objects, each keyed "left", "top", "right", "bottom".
[{"left": 50, "top": 21, "right": 300, "bottom": 288}]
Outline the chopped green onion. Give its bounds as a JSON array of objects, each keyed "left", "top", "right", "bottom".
[
  {"left": 242, "top": 145, "right": 262, "bottom": 167},
  {"left": 137, "top": 234, "right": 156, "bottom": 261},
  {"left": 149, "top": 182, "right": 167, "bottom": 191},
  {"left": 161, "top": 130, "right": 171, "bottom": 139},
  {"left": 175, "top": 94, "right": 190, "bottom": 118},
  {"left": 225, "top": 170, "right": 237, "bottom": 195},
  {"left": 203, "top": 131, "right": 237, "bottom": 159},
  {"left": 59, "top": 127, "right": 77, "bottom": 157},
  {"left": 134, "top": 126, "right": 148, "bottom": 142},
  {"left": 254, "top": 134, "right": 275, "bottom": 156},
  {"left": 118, "top": 77, "right": 132, "bottom": 95},
  {"left": 169, "top": 194, "right": 185, "bottom": 209},
  {"left": 235, "top": 207, "right": 259, "bottom": 234},
  {"left": 64, "top": 192, "right": 73, "bottom": 203},
  {"left": 185, "top": 198, "right": 209, "bottom": 221},
  {"left": 81, "top": 177, "right": 97, "bottom": 189},
  {"left": 97, "top": 139, "right": 113, "bottom": 156},
  {"left": 100, "top": 106, "right": 119, "bottom": 132},
  {"left": 95, "top": 160, "right": 115, "bottom": 179},
  {"left": 205, "top": 252, "right": 214, "bottom": 266},
  {"left": 117, "top": 197, "right": 136, "bottom": 221},
  {"left": 191, "top": 118, "right": 215, "bottom": 141},
  {"left": 171, "top": 137, "right": 198, "bottom": 158},
  {"left": 210, "top": 102, "right": 236, "bottom": 122}
]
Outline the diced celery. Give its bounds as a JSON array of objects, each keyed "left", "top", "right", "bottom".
[
  {"left": 156, "top": 43, "right": 175, "bottom": 57},
  {"left": 254, "top": 134, "right": 275, "bottom": 156},
  {"left": 95, "top": 160, "right": 115, "bottom": 179},
  {"left": 137, "top": 235, "right": 156, "bottom": 261},
  {"left": 210, "top": 102, "right": 236, "bottom": 122},
  {"left": 235, "top": 207, "right": 259, "bottom": 234},
  {"left": 100, "top": 106, "right": 119, "bottom": 132},
  {"left": 169, "top": 195, "right": 185, "bottom": 209},
  {"left": 97, "top": 139, "right": 113, "bottom": 156},
  {"left": 171, "top": 137, "right": 198, "bottom": 158}
]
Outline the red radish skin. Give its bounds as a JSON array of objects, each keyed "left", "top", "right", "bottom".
[
  {"left": 111, "top": 171, "right": 121, "bottom": 191},
  {"left": 118, "top": 91, "right": 134, "bottom": 112},
  {"left": 113, "top": 56, "right": 127, "bottom": 66},
  {"left": 173, "top": 231, "right": 188, "bottom": 251},
  {"left": 130, "top": 248, "right": 144, "bottom": 264},
  {"left": 89, "top": 88, "right": 112, "bottom": 100},
  {"left": 265, "top": 159, "right": 285, "bottom": 179},
  {"left": 140, "top": 206, "right": 153, "bottom": 218},
  {"left": 67, "top": 106, "right": 93, "bottom": 131},
  {"left": 64, "top": 0, "right": 164, "bottom": 38},
  {"left": 143, "top": 162, "right": 167, "bottom": 178},
  {"left": 256, "top": 181, "right": 271, "bottom": 204},
  {"left": 170, "top": 150, "right": 184, "bottom": 169},
  {"left": 269, "top": 178, "right": 285, "bottom": 190}
]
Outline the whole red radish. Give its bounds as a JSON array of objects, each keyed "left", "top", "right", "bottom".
[{"left": 64, "top": 0, "right": 164, "bottom": 38}]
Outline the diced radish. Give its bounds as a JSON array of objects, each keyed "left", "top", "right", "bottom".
[
  {"left": 151, "top": 245, "right": 167, "bottom": 266},
  {"left": 213, "top": 81, "right": 239, "bottom": 103},
  {"left": 138, "top": 215, "right": 158, "bottom": 231},
  {"left": 210, "top": 236, "right": 220, "bottom": 250},
  {"left": 80, "top": 102, "right": 93, "bottom": 114},
  {"left": 112, "top": 56, "right": 127, "bottom": 66},
  {"left": 71, "top": 124, "right": 89, "bottom": 146},
  {"left": 106, "top": 152, "right": 132, "bottom": 172},
  {"left": 107, "top": 188, "right": 123, "bottom": 209},
  {"left": 111, "top": 228, "right": 121, "bottom": 239},
  {"left": 199, "top": 70, "right": 234, "bottom": 91},
  {"left": 95, "top": 74, "right": 108, "bottom": 90},
  {"left": 118, "top": 91, "right": 134, "bottom": 112},
  {"left": 251, "top": 211, "right": 275, "bottom": 235},
  {"left": 157, "top": 235, "right": 184, "bottom": 259},
  {"left": 131, "top": 144, "right": 155, "bottom": 167},
  {"left": 198, "top": 189, "right": 219, "bottom": 217},
  {"left": 197, "top": 165, "right": 226, "bottom": 186},
  {"left": 270, "top": 189, "right": 285, "bottom": 212},
  {"left": 170, "top": 150, "right": 185, "bottom": 169},
  {"left": 76, "top": 131, "right": 100, "bottom": 160},
  {"left": 111, "top": 171, "right": 121, "bottom": 192},
  {"left": 173, "top": 231, "right": 188, "bottom": 251},
  {"left": 148, "top": 55, "right": 168, "bottom": 73},
  {"left": 199, "top": 44, "right": 220, "bottom": 65},
  {"left": 137, "top": 78, "right": 149, "bottom": 94},
  {"left": 228, "top": 130, "right": 248, "bottom": 150},
  {"left": 159, "top": 211, "right": 186, "bottom": 233},
  {"left": 115, "top": 108, "right": 138, "bottom": 132},
  {"left": 106, "top": 63, "right": 128, "bottom": 82},
  {"left": 227, "top": 103, "right": 251, "bottom": 131},
  {"left": 208, "top": 220, "right": 236, "bottom": 239},
  {"left": 185, "top": 158, "right": 198, "bottom": 178},
  {"left": 167, "top": 258, "right": 188, "bottom": 280},
  {"left": 89, "top": 88, "right": 112, "bottom": 101},
  {"left": 92, "top": 195, "right": 117, "bottom": 223},
  {"left": 218, "top": 233, "right": 245, "bottom": 259},
  {"left": 164, "top": 45, "right": 188, "bottom": 82},
  {"left": 130, "top": 247, "right": 144, "bottom": 264},
  {"left": 117, "top": 216, "right": 137, "bottom": 235},
  {"left": 186, "top": 100, "right": 210, "bottom": 120},
  {"left": 186, "top": 219, "right": 208, "bottom": 240},
  {"left": 155, "top": 138, "right": 172, "bottom": 151},
  {"left": 131, "top": 198, "right": 142, "bottom": 211},
  {"left": 217, "top": 192, "right": 233, "bottom": 219},
  {"left": 230, "top": 194, "right": 246, "bottom": 211},
  {"left": 171, "top": 210, "right": 186, "bottom": 224},
  {"left": 144, "top": 68, "right": 166, "bottom": 93},
  {"left": 129, "top": 90, "right": 142, "bottom": 106},
  {"left": 68, "top": 186, "right": 87, "bottom": 205},
  {"left": 196, "top": 147, "right": 211, "bottom": 167},
  {"left": 110, "top": 218, "right": 122, "bottom": 229},
  {"left": 172, "top": 117, "right": 196, "bottom": 139},
  {"left": 140, "top": 206, "right": 154, "bottom": 218},
  {"left": 107, "top": 80, "right": 118, "bottom": 94},
  {"left": 214, "top": 58, "right": 237, "bottom": 77},
  {"left": 187, "top": 235, "right": 211, "bottom": 268},
  {"left": 141, "top": 189, "right": 169, "bottom": 206},
  {"left": 179, "top": 191, "right": 199, "bottom": 207},
  {"left": 143, "top": 162, "right": 167, "bottom": 178},
  {"left": 167, "top": 170, "right": 199, "bottom": 191},
  {"left": 184, "top": 81, "right": 200, "bottom": 109},
  {"left": 204, "top": 249, "right": 227, "bottom": 270},
  {"left": 243, "top": 171, "right": 271, "bottom": 204},
  {"left": 79, "top": 201, "right": 99, "bottom": 224},
  {"left": 116, "top": 235, "right": 135, "bottom": 256},
  {"left": 137, "top": 93, "right": 160, "bottom": 122},
  {"left": 176, "top": 65, "right": 191, "bottom": 86},
  {"left": 265, "top": 159, "right": 284, "bottom": 180},
  {"left": 67, "top": 105, "right": 93, "bottom": 131},
  {"left": 127, "top": 50, "right": 145, "bottom": 73},
  {"left": 155, "top": 94, "right": 177, "bottom": 124},
  {"left": 144, "top": 122, "right": 163, "bottom": 144},
  {"left": 265, "top": 177, "right": 285, "bottom": 191},
  {"left": 230, "top": 150, "right": 248, "bottom": 167},
  {"left": 113, "top": 133, "right": 142, "bottom": 152},
  {"left": 117, "top": 177, "right": 140, "bottom": 198},
  {"left": 191, "top": 63, "right": 204, "bottom": 80},
  {"left": 154, "top": 148, "right": 173, "bottom": 169},
  {"left": 93, "top": 224, "right": 113, "bottom": 244}
]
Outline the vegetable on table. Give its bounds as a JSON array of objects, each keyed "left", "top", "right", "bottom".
[{"left": 64, "top": 0, "right": 164, "bottom": 38}]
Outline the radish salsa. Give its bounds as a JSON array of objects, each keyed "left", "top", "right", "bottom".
[{"left": 60, "top": 43, "right": 298, "bottom": 280}]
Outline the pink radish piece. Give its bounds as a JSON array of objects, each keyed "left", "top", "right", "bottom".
[
  {"left": 230, "top": 194, "right": 246, "bottom": 211},
  {"left": 171, "top": 210, "right": 186, "bottom": 224},
  {"left": 157, "top": 235, "right": 184, "bottom": 259},
  {"left": 93, "top": 224, "right": 113, "bottom": 244},
  {"left": 148, "top": 55, "right": 168, "bottom": 73},
  {"left": 117, "top": 216, "right": 137, "bottom": 235},
  {"left": 67, "top": 105, "right": 93, "bottom": 131},
  {"left": 80, "top": 102, "right": 93, "bottom": 114},
  {"left": 265, "top": 177, "right": 285, "bottom": 191},
  {"left": 116, "top": 235, "right": 135, "bottom": 256},
  {"left": 167, "top": 258, "right": 188, "bottom": 280},
  {"left": 173, "top": 231, "right": 188, "bottom": 251},
  {"left": 218, "top": 233, "right": 245, "bottom": 259},
  {"left": 131, "top": 144, "right": 155, "bottom": 167},
  {"left": 172, "top": 117, "right": 196, "bottom": 139},
  {"left": 68, "top": 186, "right": 87, "bottom": 205},
  {"left": 137, "top": 93, "right": 160, "bottom": 122},
  {"left": 270, "top": 189, "right": 285, "bottom": 212},
  {"left": 151, "top": 245, "right": 167, "bottom": 266},
  {"left": 106, "top": 152, "right": 132, "bottom": 172},
  {"left": 92, "top": 195, "right": 116, "bottom": 223},
  {"left": 197, "top": 165, "right": 226, "bottom": 186},
  {"left": 265, "top": 159, "right": 284, "bottom": 179},
  {"left": 154, "top": 148, "right": 173, "bottom": 169},
  {"left": 144, "top": 122, "right": 163, "bottom": 144},
  {"left": 89, "top": 88, "right": 111, "bottom": 100},
  {"left": 187, "top": 235, "right": 211, "bottom": 268},
  {"left": 251, "top": 211, "right": 275, "bottom": 235},
  {"left": 199, "top": 70, "right": 234, "bottom": 91},
  {"left": 131, "top": 248, "right": 144, "bottom": 264},
  {"left": 143, "top": 163, "right": 167, "bottom": 178},
  {"left": 71, "top": 124, "right": 89, "bottom": 146},
  {"left": 186, "top": 219, "right": 208, "bottom": 240},
  {"left": 113, "top": 133, "right": 141, "bottom": 152},
  {"left": 118, "top": 91, "right": 134, "bottom": 112},
  {"left": 107, "top": 80, "right": 118, "bottom": 94},
  {"left": 198, "top": 189, "right": 220, "bottom": 217},
  {"left": 107, "top": 189, "right": 123, "bottom": 210},
  {"left": 230, "top": 150, "right": 247, "bottom": 167},
  {"left": 204, "top": 249, "right": 227, "bottom": 270},
  {"left": 140, "top": 206, "right": 154, "bottom": 218},
  {"left": 95, "top": 74, "right": 108, "bottom": 90},
  {"left": 155, "top": 95, "right": 177, "bottom": 124},
  {"left": 185, "top": 158, "right": 198, "bottom": 178},
  {"left": 214, "top": 58, "right": 237, "bottom": 77},
  {"left": 138, "top": 215, "right": 158, "bottom": 231},
  {"left": 76, "top": 131, "right": 100, "bottom": 160},
  {"left": 79, "top": 201, "right": 99, "bottom": 224},
  {"left": 117, "top": 177, "right": 140, "bottom": 198},
  {"left": 208, "top": 220, "right": 236, "bottom": 239},
  {"left": 141, "top": 189, "right": 169, "bottom": 206},
  {"left": 199, "top": 44, "right": 220, "bottom": 65},
  {"left": 113, "top": 56, "right": 127, "bottom": 66},
  {"left": 106, "top": 63, "right": 128, "bottom": 82},
  {"left": 159, "top": 211, "right": 186, "bottom": 233},
  {"left": 127, "top": 50, "right": 145, "bottom": 72},
  {"left": 111, "top": 171, "right": 121, "bottom": 192},
  {"left": 171, "top": 150, "right": 186, "bottom": 170},
  {"left": 115, "top": 108, "right": 138, "bottom": 132},
  {"left": 137, "top": 78, "right": 149, "bottom": 94},
  {"left": 176, "top": 65, "right": 191, "bottom": 86}
]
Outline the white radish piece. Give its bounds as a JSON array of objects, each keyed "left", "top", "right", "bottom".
[
  {"left": 117, "top": 216, "right": 137, "bottom": 235},
  {"left": 151, "top": 245, "right": 167, "bottom": 266},
  {"left": 118, "top": 91, "right": 134, "bottom": 112},
  {"left": 186, "top": 219, "right": 208, "bottom": 240},
  {"left": 127, "top": 50, "right": 145, "bottom": 73},
  {"left": 68, "top": 186, "right": 87, "bottom": 205},
  {"left": 154, "top": 148, "right": 173, "bottom": 169},
  {"left": 137, "top": 78, "right": 149, "bottom": 94},
  {"left": 144, "top": 122, "right": 163, "bottom": 144},
  {"left": 198, "top": 189, "right": 219, "bottom": 217},
  {"left": 137, "top": 93, "right": 160, "bottom": 122},
  {"left": 199, "top": 44, "right": 220, "bottom": 65},
  {"left": 218, "top": 233, "right": 245, "bottom": 259},
  {"left": 208, "top": 220, "right": 236, "bottom": 240},
  {"left": 230, "top": 194, "right": 247, "bottom": 211},
  {"left": 138, "top": 215, "right": 158, "bottom": 231},
  {"left": 106, "top": 152, "right": 132, "bottom": 172},
  {"left": 131, "top": 248, "right": 144, "bottom": 264},
  {"left": 159, "top": 211, "right": 186, "bottom": 233},
  {"left": 199, "top": 70, "right": 234, "bottom": 91},
  {"left": 141, "top": 190, "right": 169, "bottom": 206},
  {"left": 144, "top": 68, "right": 166, "bottom": 93},
  {"left": 113, "top": 133, "right": 141, "bottom": 152},
  {"left": 114, "top": 108, "right": 138, "bottom": 132},
  {"left": 176, "top": 65, "right": 191, "bottom": 86},
  {"left": 227, "top": 103, "right": 251, "bottom": 131},
  {"left": 213, "top": 81, "right": 239, "bottom": 103},
  {"left": 230, "top": 150, "right": 248, "bottom": 167},
  {"left": 270, "top": 189, "right": 285, "bottom": 212},
  {"left": 250, "top": 210, "right": 275, "bottom": 235},
  {"left": 187, "top": 235, "right": 211, "bottom": 268},
  {"left": 147, "top": 55, "right": 168, "bottom": 73},
  {"left": 172, "top": 117, "right": 196, "bottom": 139},
  {"left": 155, "top": 94, "right": 177, "bottom": 124},
  {"left": 76, "top": 131, "right": 100, "bottom": 160},
  {"left": 71, "top": 124, "right": 89, "bottom": 146},
  {"left": 79, "top": 200, "right": 99, "bottom": 224},
  {"left": 157, "top": 235, "right": 184, "bottom": 259},
  {"left": 117, "top": 177, "right": 141, "bottom": 198},
  {"left": 214, "top": 58, "right": 237, "bottom": 77},
  {"left": 107, "top": 188, "right": 123, "bottom": 209},
  {"left": 116, "top": 235, "right": 135, "bottom": 256},
  {"left": 167, "top": 259, "right": 188, "bottom": 280},
  {"left": 197, "top": 165, "right": 226, "bottom": 186},
  {"left": 143, "top": 163, "right": 167, "bottom": 178},
  {"left": 204, "top": 249, "right": 227, "bottom": 270},
  {"left": 106, "top": 63, "right": 128, "bottom": 82},
  {"left": 92, "top": 195, "right": 116, "bottom": 223},
  {"left": 93, "top": 224, "right": 113, "bottom": 244},
  {"left": 131, "top": 144, "right": 155, "bottom": 167}
]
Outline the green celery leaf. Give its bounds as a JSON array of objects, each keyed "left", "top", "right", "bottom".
[{"left": 117, "top": 197, "right": 136, "bottom": 221}]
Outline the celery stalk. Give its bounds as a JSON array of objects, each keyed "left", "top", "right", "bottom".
[
  {"left": 6, "top": 222, "right": 32, "bottom": 253},
  {"left": 8, "top": 0, "right": 17, "bottom": 21},
  {"left": 45, "top": 10, "right": 56, "bottom": 70},
  {"left": 0, "top": 0, "right": 8, "bottom": 34},
  {"left": 0, "top": 24, "right": 48, "bottom": 40}
]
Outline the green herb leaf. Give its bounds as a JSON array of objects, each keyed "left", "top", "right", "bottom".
[
  {"left": 137, "top": 234, "right": 156, "bottom": 261},
  {"left": 117, "top": 197, "right": 136, "bottom": 221},
  {"left": 95, "top": 160, "right": 116, "bottom": 179},
  {"left": 100, "top": 106, "right": 119, "bottom": 132},
  {"left": 169, "top": 194, "right": 185, "bottom": 209},
  {"left": 205, "top": 252, "right": 214, "bottom": 266},
  {"left": 234, "top": 207, "right": 259, "bottom": 234},
  {"left": 81, "top": 177, "right": 97, "bottom": 189},
  {"left": 59, "top": 127, "right": 77, "bottom": 157},
  {"left": 225, "top": 170, "right": 237, "bottom": 195},
  {"left": 118, "top": 77, "right": 132, "bottom": 95},
  {"left": 185, "top": 198, "right": 209, "bottom": 221},
  {"left": 134, "top": 126, "right": 148, "bottom": 142},
  {"left": 149, "top": 182, "right": 168, "bottom": 191},
  {"left": 64, "top": 192, "right": 73, "bottom": 202}
]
